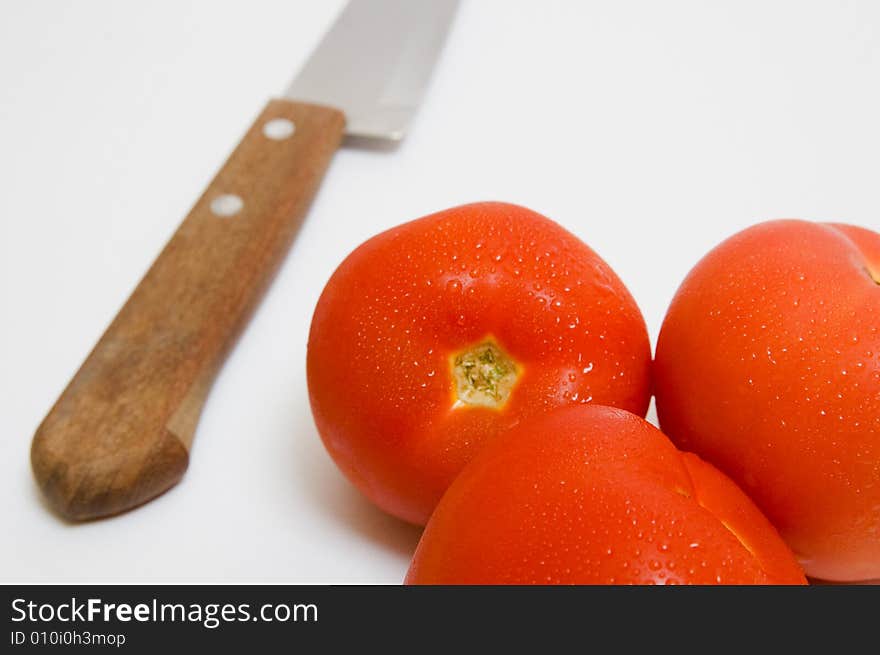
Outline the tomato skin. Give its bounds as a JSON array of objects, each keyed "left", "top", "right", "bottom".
[
  {"left": 655, "top": 220, "right": 880, "bottom": 581},
  {"left": 307, "top": 202, "right": 651, "bottom": 525},
  {"left": 405, "top": 405, "right": 806, "bottom": 584}
]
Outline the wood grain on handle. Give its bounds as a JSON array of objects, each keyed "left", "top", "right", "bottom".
[{"left": 31, "top": 99, "right": 346, "bottom": 520}]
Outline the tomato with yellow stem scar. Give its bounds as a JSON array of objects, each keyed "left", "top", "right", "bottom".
[{"left": 307, "top": 202, "right": 651, "bottom": 525}]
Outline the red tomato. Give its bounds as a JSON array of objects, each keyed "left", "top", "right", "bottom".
[
  {"left": 655, "top": 220, "right": 880, "bottom": 581},
  {"left": 307, "top": 202, "right": 651, "bottom": 525},
  {"left": 405, "top": 405, "right": 806, "bottom": 584}
]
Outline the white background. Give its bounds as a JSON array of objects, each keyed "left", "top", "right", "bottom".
[{"left": 2, "top": 0, "right": 879, "bottom": 583}]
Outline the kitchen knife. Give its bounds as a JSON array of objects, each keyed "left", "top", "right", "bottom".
[{"left": 30, "top": 0, "right": 460, "bottom": 521}]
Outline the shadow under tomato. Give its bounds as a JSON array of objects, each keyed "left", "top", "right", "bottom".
[
  {"left": 808, "top": 576, "right": 880, "bottom": 586},
  {"left": 289, "top": 410, "right": 423, "bottom": 561}
]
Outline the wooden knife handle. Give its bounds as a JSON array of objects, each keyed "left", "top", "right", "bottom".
[{"left": 31, "top": 99, "right": 345, "bottom": 520}]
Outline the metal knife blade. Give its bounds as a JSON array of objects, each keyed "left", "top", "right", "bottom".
[{"left": 287, "top": 0, "right": 459, "bottom": 141}]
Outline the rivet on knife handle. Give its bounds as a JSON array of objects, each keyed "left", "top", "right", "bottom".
[{"left": 31, "top": 100, "right": 345, "bottom": 520}]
